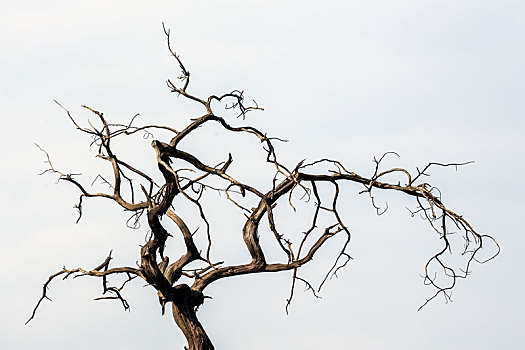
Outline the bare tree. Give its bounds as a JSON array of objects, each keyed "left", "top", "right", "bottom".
[{"left": 28, "top": 27, "right": 499, "bottom": 350}]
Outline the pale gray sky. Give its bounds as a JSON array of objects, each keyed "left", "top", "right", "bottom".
[{"left": 1, "top": 1, "right": 524, "bottom": 349}]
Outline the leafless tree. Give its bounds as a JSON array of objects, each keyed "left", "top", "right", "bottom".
[{"left": 28, "top": 26, "right": 499, "bottom": 350}]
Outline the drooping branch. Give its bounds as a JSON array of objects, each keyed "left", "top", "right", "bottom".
[
  {"left": 29, "top": 26, "right": 498, "bottom": 350},
  {"left": 26, "top": 251, "right": 141, "bottom": 324},
  {"left": 36, "top": 94, "right": 499, "bottom": 313}
]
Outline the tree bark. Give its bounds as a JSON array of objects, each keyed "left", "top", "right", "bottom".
[{"left": 171, "top": 286, "right": 214, "bottom": 350}]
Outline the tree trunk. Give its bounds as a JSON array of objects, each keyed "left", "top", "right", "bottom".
[{"left": 171, "top": 287, "right": 214, "bottom": 350}]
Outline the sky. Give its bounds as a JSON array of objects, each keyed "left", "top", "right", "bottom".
[{"left": 1, "top": 1, "right": 524, "bottom": 349}]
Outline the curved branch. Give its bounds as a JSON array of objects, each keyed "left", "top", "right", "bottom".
[{"left": 27, "top": 252, "right": 141, "bottom": 324}]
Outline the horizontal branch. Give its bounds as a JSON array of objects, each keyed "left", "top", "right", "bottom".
[{"left": 27, "top": 252, "right": 141, "bottom": 324}]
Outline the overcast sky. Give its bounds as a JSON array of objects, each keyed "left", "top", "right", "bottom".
[{"left": 1, "top": 1, "right": 524, "bottom": 349}]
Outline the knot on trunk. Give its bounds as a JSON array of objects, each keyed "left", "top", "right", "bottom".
[{"left": 173, "top": 284, "right": 205, "bottom": 310}]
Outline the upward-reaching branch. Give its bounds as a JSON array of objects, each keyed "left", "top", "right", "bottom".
[{"left": 29, "top": 26, "right": 498, "bottom": 350}]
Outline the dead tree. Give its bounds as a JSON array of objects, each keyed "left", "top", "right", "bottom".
[{"left": 28, "top": 27, "right": 499, "bottom": 350}]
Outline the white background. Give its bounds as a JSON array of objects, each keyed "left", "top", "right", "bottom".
[{"left": 1, "top": 1, "right": 524, "bottom": 349}]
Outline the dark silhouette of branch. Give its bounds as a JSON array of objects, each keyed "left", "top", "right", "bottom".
[{"left": 28, "top": 26, "right": 499, "bottom": 350}]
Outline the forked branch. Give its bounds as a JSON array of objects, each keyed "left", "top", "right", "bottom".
[{"left": 29, "top": 26, "right": 498, "bottom": 350}]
